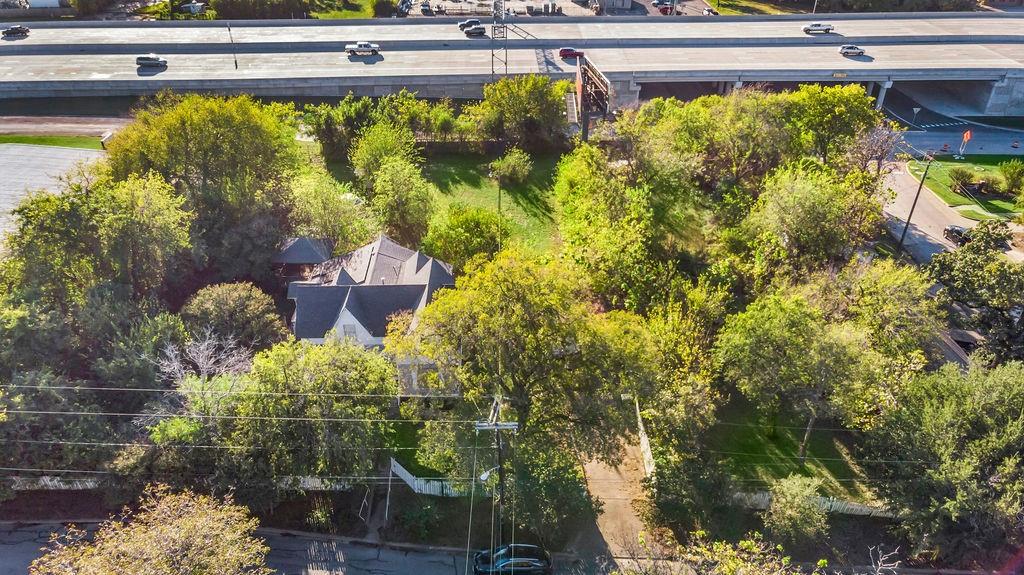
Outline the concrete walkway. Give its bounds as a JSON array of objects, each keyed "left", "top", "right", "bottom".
[{"left": 571, "top": 442, "right": 649, "bottom": 568}]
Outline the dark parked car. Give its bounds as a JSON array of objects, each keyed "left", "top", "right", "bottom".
[
  {"left": 943, "top": 224, "right": 971, "bottom": 247},
  {"left": 458, "top": 18, "right": 481, "bottom": 30},
  {"left": 2, "top": 25, "right": 30, "bottom": 38},
  {"left": 474, "top": 545, "right": 552, "bottom": 575},
  {"left": 558, "top": 47, "right": 583, "bottom": 59}
]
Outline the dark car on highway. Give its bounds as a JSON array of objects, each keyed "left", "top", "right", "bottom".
[
  {"left": 464, "top": 25, "right": 487, "bottom": 37},
  {"left": 943, "top": 225, "right": 971, "bottom": 247},
  {"left": 2, "top": 25, "right": 30, "bottom": 38},
  {"left": 474, "top": 544, "right": 552, "bottom": 575},
  {"left": 458, "top": 19, "right": 481, "bottom": 30},
  {"left": 558, "top": 47, "right": 583, "bottom": 59}
]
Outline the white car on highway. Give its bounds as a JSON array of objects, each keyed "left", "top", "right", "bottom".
[
  {"left": 802, "top": 22, "right": 834, "bottom": 34},
  {"left": 345, "top": 41, "right": 380, "bottom": 55},
  {"left": 838, "top": 44, "right": 865, "bottom": 57}
]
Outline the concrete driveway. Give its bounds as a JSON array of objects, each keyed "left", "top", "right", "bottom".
[{"left": 0, "top": 144, "right": 105, "bottom": 234}]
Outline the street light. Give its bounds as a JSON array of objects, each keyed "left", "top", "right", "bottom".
[{"left": 480, "top": 467, "right": 499, "bottom": 482}]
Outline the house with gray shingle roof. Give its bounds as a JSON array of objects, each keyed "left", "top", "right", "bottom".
[
  {"left": 272, "top": 237, "right": 334, "bottom": 279},
  {"left": 286, "top": 235, "right": 454, "bottom": 347}
]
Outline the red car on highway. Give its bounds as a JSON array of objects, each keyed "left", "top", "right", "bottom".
[{"left": 558, "top": 47, "right": 584, "bottom": 59}]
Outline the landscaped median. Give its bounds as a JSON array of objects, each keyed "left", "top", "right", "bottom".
[{"left": 907, "top": 154, "right": 1023, "bottom": 221}]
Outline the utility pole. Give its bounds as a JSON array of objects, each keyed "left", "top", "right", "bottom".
[
  {"left": 898, "top": 154, "right": 933, "bottom": 254},
  {"left": 475, "top": 398, "right": 518, "bottom": 548}
]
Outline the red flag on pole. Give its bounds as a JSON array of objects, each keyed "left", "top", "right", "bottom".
[{"left": 963, "top": 129, "right": 972, "bottom": 144}]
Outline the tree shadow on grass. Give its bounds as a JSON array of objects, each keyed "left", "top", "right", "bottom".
[{"left": 425, "top": 152, "right": 557, "bottom": 224}]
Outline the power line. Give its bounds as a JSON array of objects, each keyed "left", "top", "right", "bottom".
[
  {"left": 2, "top": 438, "right": 482, "bottom": 452},
  {"left": 705, "top": 449, "right": 938, "bottom": 466},
  {"left": 0, "top": 384, "right": 467, "bottom": 400},
  {"left": 0, "top": 465, "right": 478, "bottom": 483},
  {"left": 3, "top": 409, "right": 476, "bottom": 425},
  {"left": 712, "top": 420, "right": 867, "bottom": 433}
]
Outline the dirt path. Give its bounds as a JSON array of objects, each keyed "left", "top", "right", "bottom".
[
  {"left": 571, "top": 442, "right": 649, "bottom": 565},
  {"left": 0, "top": 116, "right": 130, "bottom": 137}
]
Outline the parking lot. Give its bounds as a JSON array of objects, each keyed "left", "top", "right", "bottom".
[{"left": 0, "top": 144, "right": 105, "bottom": 234}]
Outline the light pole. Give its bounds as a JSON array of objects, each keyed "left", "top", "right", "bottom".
[
  {"left": 897, "top": 154, "right": 934, "bottom": 254},
  {"left": 812, "top": 0, "right": 817, "bottom": 13}
]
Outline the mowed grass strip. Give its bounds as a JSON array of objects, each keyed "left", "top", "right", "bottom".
[
  {"left": 0, "top": 135, "right": 104, "bottom": 150},
  {"left": 908, "top": 154, "right": 1022, "bottom": 217}
]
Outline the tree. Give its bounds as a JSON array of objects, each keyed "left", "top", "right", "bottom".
[
  {"left": 928, "top": 220, "right": 1024, "bottom": 362},
  {"left": 715, "top": 295, "right": 879, "bottom": 459},
  {"left": 349, "top": 121, "right": 421, "bottom": 185},
  {"left": 864, "top": 362, "right": 1024, "bottom": 566},
  {"left": 842, "top": 121, "right": 905, "bottom": 177},
  {"left": 998, "top": 158, "right": 1024, "bottom": 200},
  {"left": 303, "top": 95, "right": 376, "bottom": 161},
  {"left": 180, "top": 282, "right": 290, "bottom": 350},
  {"left": 787, "top": 83, "right": 882, "bottom": 164},
  {"left": 464, "top": 75, "right": 568, "bottom": 151},
  {"left": 489, "top": 147, "right": 533, "bottom": 185},
  {"left": 554, "top": 144, "right": 670, "bottom": 312},
  {"left": 947, "top": 166, "right": 974, "bottom": 193},
  {"left": 226, "top": 338, "right": 398, "bottom": 507},
  {"left": 106, "top": 93, "right": 300, "bottom": 282},
  {"left": 421, "top": 203, "right": 510, "bottom": 273},
  {"left": 95, "top": 172, "right": 193, "bottom": 297},
  {"left": 743, "top": 164, "right": 886, "bottom": 272},
  {"left": 289, "top": 166, "right": 378, "bottom": 254},
  {"left": 368, "top": 157, "right": 436, "bottom": 246},
  {"left": 763, "top": 475, "right": 828, "bottom": 546},
  {"left": 683, "top": 532, "right": 823, "bottom": 575},
  {"left": 30, "top": 485, "right": 272, "bottom": 575}
]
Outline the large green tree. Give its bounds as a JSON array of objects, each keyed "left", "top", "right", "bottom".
[
  {"left": 368, "top": 157, "right": 436, "bottom": 246},
  {"left": 865, "top": 362, "right": 1024, "bottom": 566},
  {"left": 928, "top": 220, "right": 1024, "bottom": 362},
  {"left": 464, "top": 75, "right": 568, "bottom": 151},
  {"left": 787, "top": 83, "right": 882, "bottom": 164},
  {"left": 179, "top": 282, "right": 290, "bottom": 350},
  {"left": 421, "top": 203, "right": 509, "bottom": 273},
  {"left": 30, "top": 485, "right": 272, "bottom": 575},
  {"left": 288, "top": 166, "right": 378, "bottom": 254},
  {"left": 106, "top": 93, "right": 301, "bottom": 282}
]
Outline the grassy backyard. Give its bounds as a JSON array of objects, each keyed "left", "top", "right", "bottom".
[
  {"left": 713, "top": 0, "right": 811, "bottom": 15},
  {"left": 907, "top": 154, "right": 1022, "bottom": 220},
  {"left": 311, "top": 0, "right": 381, "bottom": 18},
  {"left": 710, "top": 400, "right": 876, "bottom": 504},
  {"left": 0, "top": 134, "right": 103, "bottom": 150}
]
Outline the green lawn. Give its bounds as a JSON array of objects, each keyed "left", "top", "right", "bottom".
[
  {"left": 422, "top": 152, "right": 560, "bottom": 254},
  {"left": 713, "top": 0, "right": 811, "bottom": 15},
  {"left": 710, "top": 400, "right": 876, "bottom": 504},
  {"left": 908, "top": 154, "right": 1022, "bottom": 219},
  {"left": 0, "top": 134, "right": 103, "bottom": 150},
  {"left": 311, "top": 0, "right": 380, "bottom": 18},
  {"left": 388, "top": 421, "right": 446, "bottom": 477}
]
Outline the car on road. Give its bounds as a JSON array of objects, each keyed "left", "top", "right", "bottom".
[
  {"left": 474, "top": 544, "right": 552, "bottom": 575},
  {"left": 558, "top": 47, "right": 584, "bottom": 59},
  {"left": 838, "top": 44, "right": 865, "bottom": 56},
  {"left": 660, "top": 4, "right": 682, "bottom": 14},
  {"left": 943, "top": 225, "right": 972, "bottom": 247},
  {"left": 458, "top": 18, "right": 481, "bottom": 29},
  {"left": 135, "top": 54, "right": 168, "bottom": 67},
  {"left": 2, "top": 25, "right": 30, "bottom": 38},
  {"left": 464, "top": 25, "right": 487, "bottom": 37},
  {"left": 802, "top": 22, "right": 834, "bottom": 34},
  {"left": 702, "top": 7, "right": 719, "bottom": 14},
  {"left": 345, "top": 41, "right": 380, "bottom": 55}
]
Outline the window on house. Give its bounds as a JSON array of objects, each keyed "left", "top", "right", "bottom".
[{"left": 342, "top": 324, "right": 358, "bottom": 339}]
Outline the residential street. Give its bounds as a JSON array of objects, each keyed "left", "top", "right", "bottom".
[{"left": 0, "top": 523, "right": 471, "bottom": 575}]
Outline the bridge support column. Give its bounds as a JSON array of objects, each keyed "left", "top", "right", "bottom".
[
  {"left": 985, "top": 73, "right": 1024, "bottom": 115},
  {"left": 609, "top": 78, "right": 641, "bottom": 110},
  {"left": 875, "top": 80, "right": 893, "bottom": 110}
]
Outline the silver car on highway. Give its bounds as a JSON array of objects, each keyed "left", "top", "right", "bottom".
[
  {"left": 802, "top": 22, "right": 834, "bottom": 34},
  {"left": 838, "top": 44, "right": 865, "bottom": 57}
]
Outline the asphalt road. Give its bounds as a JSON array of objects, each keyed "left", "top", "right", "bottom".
[{"left": 3, "top": 17, "right": 1022, "bottom": 48}]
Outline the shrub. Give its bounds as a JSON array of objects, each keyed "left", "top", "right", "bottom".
[
  {"left": 180, "top": 282, "right": 290, "bottom": 350},
  {"left": 999, "top": 159, "right": 1024, "bottom": 198},
  {"left": 762, "top": 474, "right": 828, "bottom": 546},
  {"left": 489, "top": 147, "right": 533, "bottom": 186},
  {"left": 947, "top": 166, "right": 975, "bottom": 193},
  {"left": 422, "top": 204, "right": 510, "bottom": 273}
]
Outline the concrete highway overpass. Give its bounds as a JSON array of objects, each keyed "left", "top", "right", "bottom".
[{"left": 2, "top": 13, "right": 1024, "bottom": 113}]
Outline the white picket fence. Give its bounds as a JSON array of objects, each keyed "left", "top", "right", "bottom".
[
  {"left": 389, "top": 457, "right": 476, "bottom": 497},
  {"left": 734, "top": 491, "right": 896, "bottom": 518}
]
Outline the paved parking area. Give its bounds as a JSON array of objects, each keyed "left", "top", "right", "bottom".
[{"left": 0, "top": 143, "right": 105, "bottom": 234}]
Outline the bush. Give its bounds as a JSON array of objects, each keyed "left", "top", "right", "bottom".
[
  {"left": 947, "top": 166, "right": 975, "bottom": 193},
  {"left": 422, "top": 204, "right": 510, "bottom": 273},
  {"left": 180, "top": 282, "right": 290, "bottom": 350},
  {"left": 489, "top": 148, "right": 533, "bottom": 186},
  {"left": 349, "top": 122, "right": 421, "bottom": 186},
  {"left": 999, "top": 159, "right": 1024, "bottom": 198},
  {"left": 762, "top": 474, "right": 827, "bottom": 546}
]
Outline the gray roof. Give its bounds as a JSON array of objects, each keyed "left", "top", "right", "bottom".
[
  {"left": 287, "top": 235, "right": 454, "bottom": 341},
  {"left": 273, "top": 237, "right": 333, "bottom": 266}
]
